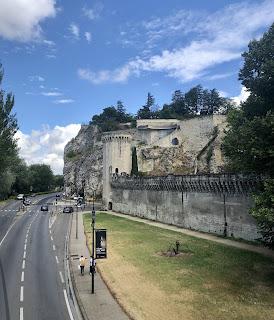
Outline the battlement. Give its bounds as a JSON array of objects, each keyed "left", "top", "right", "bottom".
[
  {"left": 102, "top": 132, "right": 132, "bottom": 143},
  {"left": 111, "top": 173, "right": 264, "bottom": 195}
]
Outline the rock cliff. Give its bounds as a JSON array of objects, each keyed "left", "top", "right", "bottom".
[{"left": 63, "top": 124, "right": 103, "bottom": 197}]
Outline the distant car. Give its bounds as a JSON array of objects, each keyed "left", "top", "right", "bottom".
[
  {"left": 56, "top": 194, "right": 61, "bottom": 198},
  {"left": 24, "top": 199, "right": 31, "bottom": 205},
  {"left": 63, "top": 206, "right": 73, "bottom": 213},
  {"left": 41, "top": 205, "right": 48, "bottom": 211},
  {"left": 73, "top": 196, "right": 79, "bottom": 200},
  {"left": 17, "top": 194, "right": 24, "bottom": 200}
]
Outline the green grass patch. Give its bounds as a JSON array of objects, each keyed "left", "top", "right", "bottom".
[{"left": 83, "top": 212, "right": 274, "bottom": 320}]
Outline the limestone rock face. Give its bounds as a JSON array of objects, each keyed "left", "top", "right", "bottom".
[{"left": 63, "top": 125, "right": 103, "bottom": 197}]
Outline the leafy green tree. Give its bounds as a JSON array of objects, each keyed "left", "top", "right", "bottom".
[
  {"left": 29, "top": 164, "right": 54, "bottom": 192},
  {"left": 12, "top": 159, "right": 31, "bottom": 194},
  {"left": 222, "top": 110, "right": 274, "bottom": 175},
  {"left": 251, "top": 180, "right": 274, "bottom": 249},
  {"left": 137, "top": 92, "right": 155, "bottom": 119},
  {"left": 222, "top": 23, "right": 274, "bottom": 247},
  {"left": 0, "top": 63, "right": 18, "bottom": 199},
  {"left": 185, "top": 85, "right": 203, "bottom": 114},
  {"left": 239, "top": 23, "right": 274, "bottom": 109}
]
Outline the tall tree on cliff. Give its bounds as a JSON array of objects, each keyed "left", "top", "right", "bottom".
[
  {"left": 222, "top": 23, "right": 274, "bottom": 248},
  {"left": 0, "top": 64, "right": 18, "bottom": 199},
  {"left": 137, "top": 92, "right": 155, "bottom": 119}
]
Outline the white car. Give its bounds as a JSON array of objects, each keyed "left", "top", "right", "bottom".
[{"left": 17, "top": 194, "right": 24, "bottom": 200}]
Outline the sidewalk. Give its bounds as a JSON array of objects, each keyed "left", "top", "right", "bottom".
[
  {"left": 69, "top": 211, "right": 130, "bottom": 320},
  {"left": 102, "top": 211, "right": 274, "bottom": 259}
]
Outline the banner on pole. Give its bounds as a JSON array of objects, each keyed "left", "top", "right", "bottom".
[{"left": 95, "top": 229, "right": 107, "bottom": 259}]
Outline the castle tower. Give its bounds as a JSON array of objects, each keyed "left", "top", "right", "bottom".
[{"left": 102, "top": 132, "right": 132, "bottom": 208}]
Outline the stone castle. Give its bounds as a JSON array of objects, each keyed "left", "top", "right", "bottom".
[{"left": 64, "top": 115, "right": 262, "bottom": 242}]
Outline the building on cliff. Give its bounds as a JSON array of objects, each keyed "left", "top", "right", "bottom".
[{"left": 64, "top": 115, "right": 227, "bottom": 199}]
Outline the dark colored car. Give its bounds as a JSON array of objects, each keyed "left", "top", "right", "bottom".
[
  {"left": 63, "top": 206, "right": 73, "bottom": 213},
  {"left": 41, "top": 205, "right": 48, "bottom": 211}
]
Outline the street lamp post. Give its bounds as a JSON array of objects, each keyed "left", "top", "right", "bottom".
[{"left": 91, "top": 190, "right": 96, "bottom": 294}]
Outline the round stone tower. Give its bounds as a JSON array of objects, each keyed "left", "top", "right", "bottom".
[{"left": 102, "top": 132, "right": 132, "bottom": 208}]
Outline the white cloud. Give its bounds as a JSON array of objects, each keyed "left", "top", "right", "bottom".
[
  {"left": 85, "top": 32, "right": 92, "bottom": 43},
  {"left": 43, "top": 39, "right": 55, "bottom": 46},
  {"left": 232, "top": 86, "right": 250, "bottom": 105},
  {"left": 0, "top": 0, "right": 56, "bottom": 42},
  {"left": 29, "top": 75, "right": 45, "bottom": 82},
  {"left": 15, "top": 124, "right": 81, "bottom": 174},
  {"left": 80, "top": 0, "right": 274, "bottom": 84},
  {"left": 42, "top": 91, "right": 62, "bottom": 96},
  {"left": 54, "top": 99, "right": 74, "bottom": 104},
  {"left": 82, "top": 3, "right": 103, "bottom": 20},
  {"left": 69, "top": 23, "right": 80, "bottom": 40}
]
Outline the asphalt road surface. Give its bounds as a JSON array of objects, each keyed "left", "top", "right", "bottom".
[{"left": 0, "top": 195, "right": 72, "bottom": 320}]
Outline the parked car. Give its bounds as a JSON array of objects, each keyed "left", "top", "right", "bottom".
[
  {"left": 40, "top": 205, "right": 48, "bottom": 211},
  {"left": 17, "top": 194, "right": 24, "bottom": 200},
  {"left": 63, "top": 206, "right": 73, "bottom": 213}
]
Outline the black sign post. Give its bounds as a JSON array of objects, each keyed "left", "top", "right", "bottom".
[{"left": 95, "top": 229, "right": 107, "bottom": 259}]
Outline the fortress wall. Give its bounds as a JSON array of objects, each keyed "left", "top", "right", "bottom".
[{"left": 111, "top": 188, "right": 260, "bottom": 241}]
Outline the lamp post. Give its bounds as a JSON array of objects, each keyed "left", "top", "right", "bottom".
[{"left": 91, "top": 190, "right": 96, "bottom": 294}]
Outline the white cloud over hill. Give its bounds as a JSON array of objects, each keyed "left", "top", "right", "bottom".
[{"left": 15, "top": 124, "right": 81, "bottom": 174}]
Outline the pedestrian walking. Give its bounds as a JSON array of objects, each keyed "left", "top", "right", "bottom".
[
  {"left": 89, "top": 256, "right": 96, "bottom": 275},
  {"left": 79, "top": 255, "right": 86, "bottom": 275}
]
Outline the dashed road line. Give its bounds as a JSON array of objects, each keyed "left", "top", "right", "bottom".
[
  {"left": 23, "top": 251, "right": 26, "bottom": 259},
  {"left": 53, "top": 244, "right": 56, "bottom": 251},
  {"left": 59, "top": 271, "right": 64, "bottom": 284},
  {"left": 24, "top": 244, "right": 27, "bottom": 251},
  {"left": 22, "top": 260, "right": 25, "bottom": 269},
  {"left": 21, "top": 271, "right": 24, "bottom": 282},
  {"left": 55, "top": 256, "right": 59, "bottom": 264},
  {"left": 51, "top": 236, "right": 53, "bottom": 241},
  {"left": 20, "top": 286, "right": 24, "bottom": 302},
  {"left": 20, "top": 307, "right": 24, "bottom": 320}
]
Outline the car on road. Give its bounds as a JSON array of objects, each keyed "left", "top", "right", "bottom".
[
  {"left": 17, "top": 194, "right": 24, "bottom": 200},
  {"left": 24, "top": 199, "right": 31, "bottom": 205},
  {"left": 56, "top": 194, "right": 61, "bottom": 197},
  {"left": 40, "top": 205, "right": 48, "bottom": 211},
  {"left": 63, "top": 206, "right": 73, "bottom": 213}
]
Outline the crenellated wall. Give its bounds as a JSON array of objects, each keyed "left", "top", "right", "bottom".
[{"left": 109, "top": 174, "right": 263, "bottom": 241}]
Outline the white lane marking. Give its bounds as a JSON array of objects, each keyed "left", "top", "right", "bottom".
[
  {"left": 22, "top": 260, "right": 25, "bottom": 269},
  {"left": 24, "top": 244, "right": 27, "bottom": 251},
  {"left": 20, "top": 307, "right": 24, "bottom": 320},
  {"left": 24, "top": 239, "right": 27, "bottom": 245},
  {"left": 51, "top": 236, "right": 53, "bottom": 241},
  {"left": 23, "top": 251, "right": 26, "bottom": 259},
  {"left": 55, "top": 256, "right": 59, "bottom": 264},
  {"left": 63, "top": 289, "right": 74, "bottom": 320},
  {"left": 21, "top": 271, "right": 24, "bottom": 282},
  {"left": 49, "top": 230, "right": 51, "bottom": 234},
  {"left": 59, "top": 271, "right": 64, "bottom": 284},
  {"left": 20, "top": 286, "right": 24, "bottom": 302},
  {"left": 0, "top": 220, "right": 17, "bottom": 248},
  {"left": 53, "top": 244, "right": 56, "bottom": 251}
]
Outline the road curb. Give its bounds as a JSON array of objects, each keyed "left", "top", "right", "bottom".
[
  {"left": 66, "top": 215, "right": 89, "bottom": 320},
  {"left": 65, "top": 213, "right": 86, "bottom": 320}
]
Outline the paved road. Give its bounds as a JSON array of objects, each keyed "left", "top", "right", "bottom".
[{"left": 0, "top": 195, "right": 72, "bottom": 320}]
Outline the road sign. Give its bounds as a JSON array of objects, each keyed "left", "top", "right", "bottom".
[{"left": 95, "top": 229, "right": 107, "bottom": 259}]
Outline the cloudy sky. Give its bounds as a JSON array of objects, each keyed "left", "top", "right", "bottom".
[{"left": 0, "top": 0, "right": 273, "bottom": 174}]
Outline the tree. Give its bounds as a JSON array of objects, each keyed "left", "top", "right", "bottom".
[
  {"left": 171, "top": 90, "right": 188, "bottom": 116},
  {"left": 251, "top": 179, "right": 274, "bottom": 249},
  {"left": 185, "top": 85, "right": 203, "bottom": 114},
  {"left": 239, "top": 23, "right": 274, "bottom": 108},
  {"left": 137, "top": 93, "right": 155, "bottom": 119},
  {"left": 29, "top": 164, "right": 54, "bottom": 192},
  {"left": 222, "top": 23, "right": 274, "bottom": 247},
  {"left": 0, "top": 63, "right": 18, "bottom": 199}
]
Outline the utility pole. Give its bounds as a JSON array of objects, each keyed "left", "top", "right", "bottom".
[{"left": 91, "top": 190, "right": 96, "bottom": 294}]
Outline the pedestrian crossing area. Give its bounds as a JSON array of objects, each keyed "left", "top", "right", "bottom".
[{"left": 0, "top": 209, "right": 18, "bottom": 213}]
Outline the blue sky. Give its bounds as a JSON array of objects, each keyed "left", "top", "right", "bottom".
[{"left": 0, "top": 0, "right": 273, "bottom": 173}]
